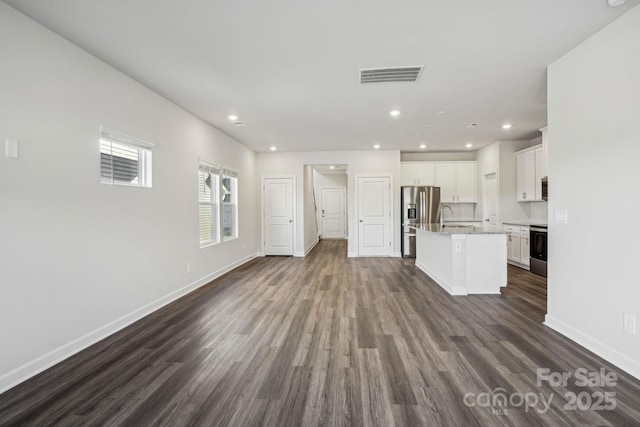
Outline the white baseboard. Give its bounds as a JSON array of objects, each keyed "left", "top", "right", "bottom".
[
  {"left": 392, "top": 251, "right": 402, "bottom": 258},
  {"left": 415, "top": 260, "right": 467, "bottom": 296},
  {"left": 0, "top": 252, "right": 260, "bottom": 395},
  {"left": 303, "top": 238, "right": 319, "bottom": 256},
  {"left": 544, "top": 315, "right": 640, "bottom": 381},
  {"left": 347, "top": 251, "right": 357, "bottom": 258}
]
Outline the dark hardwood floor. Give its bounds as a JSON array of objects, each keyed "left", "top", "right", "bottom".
[
  {"left": 1, "top": 240, "right": 639, "bottom": 426},
  {"left": 501, "top": 264, "right": 548, "bottom": 323}
]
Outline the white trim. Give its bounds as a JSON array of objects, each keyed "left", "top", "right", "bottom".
[
  {"left": 544, "top": 315, "right": 640, "bottom": 381},
  {"left": 304, "top": 237, "right": 320, "bottom": 256},
  {"left": 261, "top": 175, "right": 296, "bottom": 256},
  {"left": 392, "top": 251, "right": 402, "bottom": 257},
  {"left": 0, "top": 252, "right": 260, "bottom": 395},
  {"left": 415, "top": 259, "right": 468, "bottom": 296}
]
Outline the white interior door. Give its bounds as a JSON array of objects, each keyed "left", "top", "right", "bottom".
[
  {"left": 483, "top": 172, "right": 498, "bottom": 231},
  {"left": 321, "top": 187, "right": 346, "bottom": 239},
  {"left": 357, "top": 176, "right": 391, "bottom": 256},
  {"left": 263, "top": 177, "right": 294, "bottom": 256}
]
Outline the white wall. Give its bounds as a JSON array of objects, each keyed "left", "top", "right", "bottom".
[
  {"left": 257, "top": 151, "right": 401, "bottom": 257},
  {"left": 312, "top": 169, "right": 348, "bottom": 238},
  {"left": 303, "top": 165, "right": 319, "bottom": 253},
  {"left": 0, "top": 3, "right": 259, "bottom": 392},
  {"left": 546, "top": 5, "right": 640, "bottom": 379}
]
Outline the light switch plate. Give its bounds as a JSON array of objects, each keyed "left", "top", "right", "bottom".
[
  {"left": 623, "top": 313, "right": 636, "bottom": 334},
  {"left": 555, "top": 209, "right": 568, "bottom": 224},
  {"left": 5, "top": 139, "right": 19, "bottom": 159}
]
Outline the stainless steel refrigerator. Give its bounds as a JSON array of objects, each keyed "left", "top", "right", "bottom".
[{"left": 401, "top": 186, "right": 441, "bottom": 257}]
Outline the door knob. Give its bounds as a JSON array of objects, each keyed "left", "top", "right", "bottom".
[
  {"left": 289, "top": 220, "right": 292, "bottom": 223},
  {"left": 359, "top": 220, "right": 363, "bottom": 222}
]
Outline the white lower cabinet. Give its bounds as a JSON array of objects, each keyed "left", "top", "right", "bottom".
[{"left": 504, "top": 224, "right": 530, "bottom": 268}]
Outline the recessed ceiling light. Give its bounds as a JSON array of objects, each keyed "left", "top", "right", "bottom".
[
  {"left": 419, "top": 143, "right": 427, "bottom": 149},
  {"left": 501, "top": 123, "right": 512, "bottom": 129},
  {"left": 330, "top": 165, "right": 335, "bottom": 170},
  {"left": 608, "top": 0, "right": 628, "bottom": 6},
  {"left": 437, "top": 110, "right": 448, "bottom": 115},
  {"left": 465, "top": 143, "right": 473, "bottom": 148},
  {"left": 228, "top": 114, "right": 238, "bottom": 121},
  {"left": 270, "top": 146, "right": 277, "bottom": 151},
  {"left": 467, "top": 123, "right": 479, "bottom": 128},
  {"left": 389, "top": 110, "right": 401, "bottom": 117},
  {"left": 373, "top": 144, "right": 381, "bottom": 149}
]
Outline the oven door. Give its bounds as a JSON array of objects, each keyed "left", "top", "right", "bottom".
[{"left": 530, "top": 228, "right": 547, "bottom": 261}]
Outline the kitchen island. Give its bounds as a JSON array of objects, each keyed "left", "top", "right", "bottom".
[{"left": 409, "top": 224, "right": 507, "bottom": 296}]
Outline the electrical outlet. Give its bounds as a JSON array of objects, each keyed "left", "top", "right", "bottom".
[
  {"left": 186, "top": 262, "right": 191, "bottom": 274},
  {"left": 623, "top": 313, "right": 636, "bottom": 334}
]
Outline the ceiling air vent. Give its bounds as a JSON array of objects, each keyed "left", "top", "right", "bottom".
[{"left": 360, "top": 66, "right": 423, "bottom": 84}]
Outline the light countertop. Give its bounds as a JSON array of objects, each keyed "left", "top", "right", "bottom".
[
  {"left": 406, "top": 223, "right": 506, "bottom": 235},
  {"left": 503, "top": 220, "right": 548, "bottom": 227}
]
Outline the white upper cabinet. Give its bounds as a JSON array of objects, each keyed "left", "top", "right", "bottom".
[
  {"left": 435, "top": 162, "right": 477, "bottom": 203},
  {"left": 401, "top": 161, "right": 477, "bottom": 203},
  {"left": 400, "top": 162, "right": 435, "bottom": 186},
  {"left": 516, "top": 145, "right": 544, "bottom": 202},
  {"left": 540, "top": 126, "right": 548, "bottom": 178},
  {"left": 455, "top": 162, "right": 478, "bottom": 203}
]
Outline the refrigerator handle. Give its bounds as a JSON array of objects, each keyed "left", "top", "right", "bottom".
[{"left": 420, "top": 192, "right": 425, "bottom": 224}]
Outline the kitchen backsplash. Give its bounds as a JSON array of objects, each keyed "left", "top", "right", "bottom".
[{"left": 440, "top": 203, "right": 477, "bottom": 222}]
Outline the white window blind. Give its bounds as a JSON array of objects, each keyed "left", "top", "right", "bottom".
[
  {"left": 222, "top": 168, "right": 239, "bottom": 240},
  {"left": 100, "top": 125, "right": 153, "bottom": 187},
  {"left": 199, "top": 159, "right": 220, "bottom": 246}
]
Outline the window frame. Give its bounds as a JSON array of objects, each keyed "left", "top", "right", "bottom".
[
  {"left": 222, "top": 168, "right": 239, "bottom": 241},
  {"left": 99, "top": 125, "right": 153, "bottom": 188},
  {"left": 199, "top": 159, "right": 221, "bottom": 248}
]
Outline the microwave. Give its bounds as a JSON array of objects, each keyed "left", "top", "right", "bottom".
[{"left": 541, "top": 177, "right": 548, "bottom": 201}]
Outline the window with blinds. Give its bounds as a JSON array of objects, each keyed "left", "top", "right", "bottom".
[
  {"left": 100, "top": 125, "right": 153, "bottom": 187},
  {"left": 199, "top": 160, "right": 220, "bottom": 247},
  {"left": 222, "top": 168, "right": 239, "bottom": 240}
]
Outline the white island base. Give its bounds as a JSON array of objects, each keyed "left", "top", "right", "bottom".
[{"left": 414, "top": 227, "right": 507, "bottom": 295}]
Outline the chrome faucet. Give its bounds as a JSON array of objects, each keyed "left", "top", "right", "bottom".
[{"left": 440, "top": 204, "right": 453, "bottom": 227}]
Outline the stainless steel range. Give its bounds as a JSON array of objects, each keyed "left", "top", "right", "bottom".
[{"left": 530, "top": 225, "right": 548, "bottom": 277}]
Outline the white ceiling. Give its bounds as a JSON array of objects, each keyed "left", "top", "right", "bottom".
[{"left": 3, "top": 0, "right": 638, "bottom": 153}]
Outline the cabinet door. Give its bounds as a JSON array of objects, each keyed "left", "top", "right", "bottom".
[
  {"left": 400, "top": 164, "right": 416, "bottom": 186},
  {"left": 511, "top": 233, "right": 522, "bottom": 262},
  {"left": 520, "top": 227, "right": 530, "bottom": 267},
  {"left": 415, "top": 163, "right": 435, "bottom": 186},
  {"left": 455, "top": 162, "right": 477, "bottom": 203},
  {"left": 516, "top": 150, "right": 535, "bottom": 201},
  {"left": 534, "top": 148, "right": 544, "bottom": 201},
  {"left": 435, "top": 163, "right": 456, "bottom": 203}
]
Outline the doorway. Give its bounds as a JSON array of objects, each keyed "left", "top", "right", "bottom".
[
  {"left": 262, "top": 176, "right": 295, "bottom": 256},
  {"left": 356, "top": 175, "right": 392, "bottom": 256},
  {"left": 320, "top": 187, "right": 346, "bottom": 239},
  {"left": 483, "top": 171, "right": 498, "bottom": 231}
]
